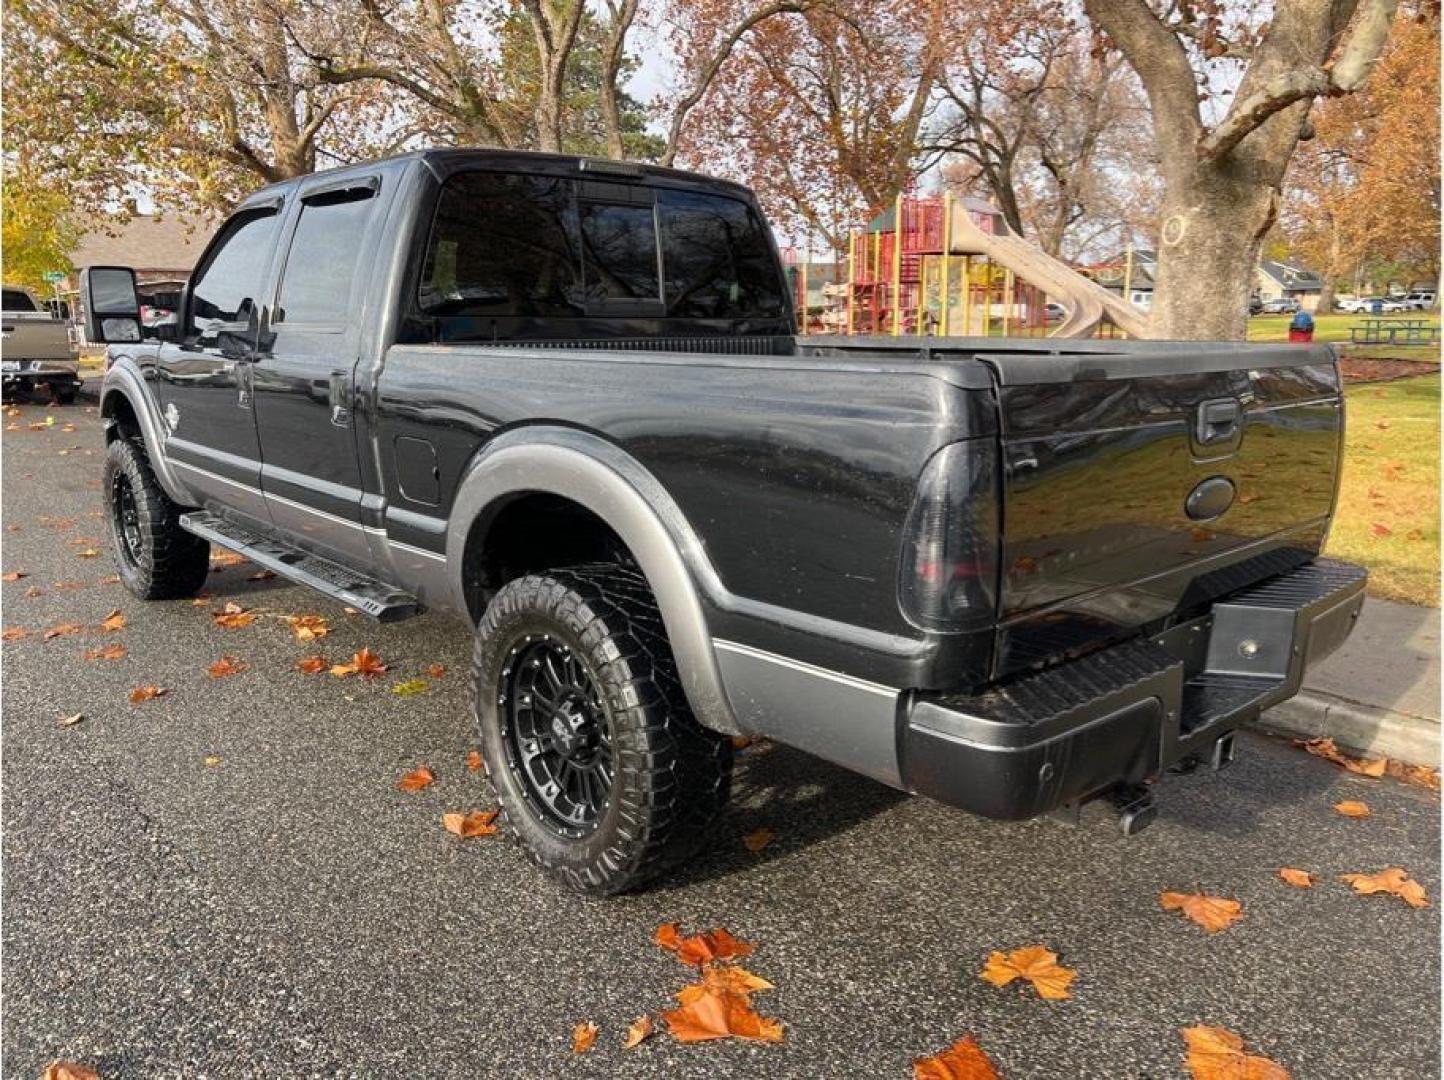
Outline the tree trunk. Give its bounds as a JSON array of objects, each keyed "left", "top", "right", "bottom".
[
  {"left": 1149, "top": 166, "right": 1277, "bottom": 340},
  {"left": 1317, "top": 278, "right": 1336, "bottom": 315}
]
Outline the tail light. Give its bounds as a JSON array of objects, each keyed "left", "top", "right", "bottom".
[{"left": 898, "top": 440, "right": 1000, "bottom": 631}]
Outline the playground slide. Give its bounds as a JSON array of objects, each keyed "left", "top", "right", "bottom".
[{"left": 948, "top": 212, "right": 1151, "bottom": 339}]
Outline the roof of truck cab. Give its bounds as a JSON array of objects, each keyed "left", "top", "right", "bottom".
[{"left": 238, "top": 148, "right": 756, "bottom": 207}]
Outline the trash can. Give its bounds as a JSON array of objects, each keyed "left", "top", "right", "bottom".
[
  {"left": 1288, "top": 310, "right": 1315, "bottom": 343},
  {"left": 1370, "top": 298, "right": 1384, "bottom": 316}
]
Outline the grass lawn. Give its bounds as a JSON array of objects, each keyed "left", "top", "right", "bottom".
[
  {"left": 1248, "top": 312, "right": 1441, "bottom": 363},
  {"left": 1327, "top": 373, "right": 1440, "bottom": 606}
]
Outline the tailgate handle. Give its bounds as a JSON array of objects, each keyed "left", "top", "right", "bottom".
[{"left": 1196, "top": 399, "right": 1241, "bottom": 446}]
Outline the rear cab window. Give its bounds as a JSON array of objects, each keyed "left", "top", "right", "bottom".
[
  {"left": 414, "top": 169, "right": 787, "bottom": 340},
  {"left": 3, "top": 289, "right": 37, "bottom": 312},
  {"left": 276, "top": 184, "right": 378, "bottom": 329}
]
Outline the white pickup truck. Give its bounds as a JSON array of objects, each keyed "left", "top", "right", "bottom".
[{"left": 2, "top": 285, "right": 80, "bottom": 403}]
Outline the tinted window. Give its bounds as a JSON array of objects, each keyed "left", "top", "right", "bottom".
[
  {"left": 3, "top": 289, "right": 36, "bottom": 312},
  {"left": 658, "top": 190, "right": 786, "bottom": 319},
  {"left": 419, "top": 173, "right": 581, "bottom": 317},
  {"left": 190, "top": 210, "right": 279, "bottom": 343},
  {"left": 278, "top": 191, "right": 374, "bottom": 324},
  {"left": 580, "top": 202, "right": 660, "bottom": 302}
]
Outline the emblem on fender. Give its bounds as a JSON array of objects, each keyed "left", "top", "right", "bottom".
[{"left": 164, "top": 402, "right": 180, "bottom": 431}]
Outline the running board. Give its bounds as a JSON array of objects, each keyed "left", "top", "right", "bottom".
[{"left": 179, "top": 510, "right": 422, "bottom": 622}]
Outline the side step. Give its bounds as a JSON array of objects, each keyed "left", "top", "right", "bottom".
[{"left": 180, "top": 510, "right": 422, "bottom": 622}]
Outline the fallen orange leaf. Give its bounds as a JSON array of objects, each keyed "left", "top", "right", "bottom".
[
  {"left": 99, "top": 609, "right": 126, "bottom": 632},
  {"left": 654, "top": 923, "right": 755, "bottom": 967},
  {"left": 43, "top": 622, "right": 84, "bottom": 640},
  {"left": 129, "top": 685, "right": 168, "bottom": 704},
  {"left": 1181, "top": 1025, "right": 1289, "bottom": 1080},
  {"left": 1385, "top": 760, "right": 1441, "bottom": 791},
  {"left": 212, "top": 602, "right": 257, "bottom": 629},
  {"left": 1, "top": 570, "right": 27, "bottom": 581},
  {"left": 1297, "top": 737, "right": 1387, "bottom": 777},
  {"left": 2, "top": 627, "right": 30, "bottom": 640},
  {"left": 660, "top": 986, "right": 783, "bottom": 1044},
  {"left": 980, "top": 945, "right": 1077, "bottom": 1000},
  {"left": 287, "top": 614, "right": 329, "bottom": 641},
  {"left": 248, "top": 569, "right": 277, "bottom": 581},
  {"left": 295, "top": 656, "right": 328, "bottom": 675},
  {"left": 331, "top": 647, "right": 387, "bottom": 677},
  {"left": 1278, "top": 868, "right": 1315, "bottom": 888},
  {"left": 210, "top": 550, "right": 246, "bottom": 567},
  {"left": 743, "top": 827, "right": 774, "bottom": 852},
  {"left": 678, "top": 963, "right": 774, "bottom": 1003},
  {"left": 208, "top": 655, "right": 247, "bottom": 678},
  {"left": 83, "top": 643, "right": 127, "bottom": 661},
  {"left": 74, "top": 548, "right": 100, "bottom": 558},
  {"left": 398, "top": 766, "right": 435, "bottom": 792},
  {"left": 572, "top": 1020, "right": 598, "bottom": 1053},
  {"left": 623, "top": 1015, "right": 655, "bottom": 1049},
  {"left": 466, "top": 750, "right": 483, "bottom": 771},
  {"left": 42, "top": 1062, "right": 102, "bottom": 1080},
  {"left": 913, "top": 1035, "right": 1001, "bottom": 1080},
  {"left": 1340, "top": 867, "right": 1429, "bottom": 908},
  {"left": 443, "top": 810, "right": 500, "bottom": 837},
  {"left": 1334, "top": 800, "right": 1371, "bottom": 818},
  {"left": 423, "top": 663, "right": 447, "bottom": 678},
  {"left": 1160, "top": 891, "right": 1243, "bottom": 933}
]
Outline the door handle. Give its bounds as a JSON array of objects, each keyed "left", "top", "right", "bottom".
[
  {"left": 329, "top": 371, "right": 352, "bottom": 427},
  {"left": 1196, "top": 398, "right": 1241, "bottom": 447},
  {"left": 236, "top": 360, "right": 254, "bottom": 410}
]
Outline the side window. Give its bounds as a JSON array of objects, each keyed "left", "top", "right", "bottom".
[
  {"left": 189, "top": 210, "right": 280, "bottom": 345},
  {"left": 658, "top": 190, "right": 786, "bottom": 319},
  {"left": 276, "top": 189, "right": 375, "bottom": 326},
  {"left": 418, "top": 173, "right": 581, "bottom": 318},
  {"left": 580, "top": 202, "right": 660, "bottom": 302},
  {"left": 2, "top": 289, "right": 37, "bottom": 312}
]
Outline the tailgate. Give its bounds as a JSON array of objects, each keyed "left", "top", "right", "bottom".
[
  {"left": 1, "top": 314, "right": 74, "bottom": 361},
  {"left": 981, "top": 344, "right": 1343, "bottom": 679}
]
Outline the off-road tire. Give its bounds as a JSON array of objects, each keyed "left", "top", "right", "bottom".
[
  {"left": 103, "top": 436, "right": 211, "bottom": 600},
  {"left": 472, "top": 564, "right": 733, "bottom": 895}
]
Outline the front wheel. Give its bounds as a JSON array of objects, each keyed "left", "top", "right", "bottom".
[
  {"left": 472, "top": 565, "right": 732, "bottom": 895},
  {"left": 103, "top": 437, "right": 211, "bottom": 600}
]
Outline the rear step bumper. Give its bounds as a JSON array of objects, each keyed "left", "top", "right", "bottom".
[{"left": 901, "top": 558, "right": 1368, "bottom": 821}]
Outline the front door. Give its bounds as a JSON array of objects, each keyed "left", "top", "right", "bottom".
[
  {"left": 251, "top": 178, "right": 382, "bottom": 565},
  {"left": 155, "top": 205, "right": 283, "bottom": 527}
]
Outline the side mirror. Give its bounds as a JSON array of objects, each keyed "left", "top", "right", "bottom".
[{"left": 80, "top": 266, "right": 142, "bottom": 344}]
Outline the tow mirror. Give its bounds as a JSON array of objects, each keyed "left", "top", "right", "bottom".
[{"left": 80, "top": 266, "right": 142, "bottom": 344}]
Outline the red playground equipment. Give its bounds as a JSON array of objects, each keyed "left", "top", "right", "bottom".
[{"left": 820, "top": 193, "right": 1148, "bottom": 339}]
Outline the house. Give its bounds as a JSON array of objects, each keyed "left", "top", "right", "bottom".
[
  {"left": 1255, "top": 259, "right": 1324, "bottom": 311},
  {"left": 66, "top": 213, "right": 215, "bottom": 294},
  {"left": 1081, "top": 249, "right": 1156, "bottom": 311}
]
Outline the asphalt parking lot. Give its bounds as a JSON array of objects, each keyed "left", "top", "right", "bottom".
[{"left": 2, "top": 403, "right": 1439, "bottom": 1079}]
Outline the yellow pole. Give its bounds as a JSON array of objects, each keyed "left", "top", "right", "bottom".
[
  {"left": 940, "top": 193, "right": 953, "bottom": 337},
  {"left": 1003, "top": 267, "right": 1014, "bottom": 335},
  {"left": 962, "top": 256, "right": 972, "bottom": 336},
  {"left": 892, "top": 193, "right": 904, "bottom": 336},
  {"left": 1123, "top": 242, "right": 1134, "bottom": 308}
]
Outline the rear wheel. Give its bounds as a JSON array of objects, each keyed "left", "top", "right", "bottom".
[
  {"left": 103, "top": 437, "right": 210, "bottom": 600},
  {"left": 472, "top": 564, "right": 732, "bottom": 895}
]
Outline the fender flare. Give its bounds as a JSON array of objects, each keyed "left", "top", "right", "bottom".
[
  {"left": 446, "top": 427, "right": 741, "bottom": 735},
  {"left": 99, "top": 359, "right": 194, "bottom": 505}
]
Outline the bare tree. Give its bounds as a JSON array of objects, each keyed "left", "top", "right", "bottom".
[{"left": 1083, "top": 0, "right": 1401, "bottom": 339}]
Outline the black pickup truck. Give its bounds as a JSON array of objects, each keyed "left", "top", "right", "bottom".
[{"left": 83, "top": 149, "right": 1366, "bottom": 895}]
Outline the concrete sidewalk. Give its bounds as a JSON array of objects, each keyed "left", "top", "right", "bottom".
[{"left": 1260, "top": 596, "right": 1440, "bottom": 766}]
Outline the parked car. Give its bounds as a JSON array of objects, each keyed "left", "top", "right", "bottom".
[
  {"left": 1401, "top": 290, "right": 1436, "bottom": 311},
  {"left": 1339, "top": 296, "right": 1405, "bottom": 314},
  {"left": 1257, "top": 297, "right": 1300, "bottom": 315},
  {"left": 1248, "top": 295, "right": 1263, "bottom": 316},
  {"left": 2, "top": 284, "right": 80, "bottom": 402},
  {"left": 1044, "top": 301, "right": 1067, "bottom": 322},
  {"left": 84, "top": 149, "right": 1368, "bottom": 894}
]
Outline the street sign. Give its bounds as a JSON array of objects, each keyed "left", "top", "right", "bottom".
[{"left": 42, "top": 270, "right": 66, "bottom": 283}]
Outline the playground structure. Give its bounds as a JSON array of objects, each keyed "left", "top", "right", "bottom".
[{"left": 788, "top": 193, "right": 1148, "bottom": 339}]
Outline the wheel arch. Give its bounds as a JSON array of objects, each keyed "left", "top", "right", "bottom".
[
  {"left": 99, "top": 360, "right": 192, "bottom": 504},
  {"left": 448, "top": 427, "right": 741, "bottom": 735}
]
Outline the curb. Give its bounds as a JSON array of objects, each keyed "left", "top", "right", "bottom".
[{"left": 1257, "top": 691, "right": 1441, "bottom": 767}]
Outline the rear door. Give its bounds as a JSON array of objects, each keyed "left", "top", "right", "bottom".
[
  {"left": 981, "top": 345, "right": 1344, "bottom": 677},
  {"left": 251, "top": 176, "right": 384, "bottom": 564},
  {"left": 155, "top": 204, "right": 283, "bottom": 527}
]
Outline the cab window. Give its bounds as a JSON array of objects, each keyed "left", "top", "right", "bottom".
[{"left": 188, "top": 209, "right": 280, "bottom": 346}]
